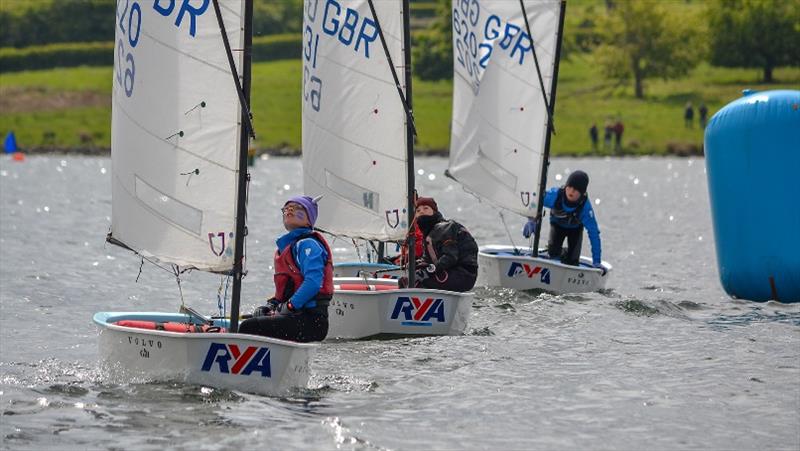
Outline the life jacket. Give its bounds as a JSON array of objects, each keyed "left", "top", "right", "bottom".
[
  {"left": 273, "top": 231, "right": 334, "bottom": 307},
  {"left": 397, "top": 223, "right": 424, "bottom": 266},
  {"left": 550, "top": 187, "right": 587, "bottom": 228}
]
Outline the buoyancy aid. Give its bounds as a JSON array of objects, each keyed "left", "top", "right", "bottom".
[
  {"left": 273, "top": 231, "right": 334, "bottom": 307},
  {"left": 550, "top": 187, "right": 587, "bottom": 228},
  {"left": 397, "top": 223, "right": 424, "bottom": 266}
]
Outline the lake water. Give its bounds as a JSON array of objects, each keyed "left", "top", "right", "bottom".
[{"left": 1, "top": 156, "right": 798, "bottom": 450}]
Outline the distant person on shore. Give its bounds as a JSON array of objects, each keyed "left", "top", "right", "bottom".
[
  {"left": 589, "top": 123, "right": 599, "bottom": 152},
  {"left": 398, "top": 197, "right": 478, "bottom": 292},
  {"left": 699, "top": 103, "right": 708, "bottom": 129},
  {"left": 603, "top": 119, "right": 613, "bottom": 151},
  {"left": 684, "top": 102, "right": 694, "bottom": 128},
  {"left": 522, "top": 170, "right": 604, "bottom": 273},
  {"left": 240, "top": 196, "right": 332, "bottom": 342},
  {"left": 613, "top": 118, "right": 624, "bottom": 154}
]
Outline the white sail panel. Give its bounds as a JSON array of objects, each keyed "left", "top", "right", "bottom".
[
  {"left": 302, "top": 0, "right": 408, "bottom": 241},
  {"left": 448, "top": 0, "right": 562, "bottom": 217},
  {"left": 110, "top": 0, "right": 245, "bottom": 271}
]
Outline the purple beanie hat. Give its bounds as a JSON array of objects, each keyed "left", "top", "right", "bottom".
[{"left": 285, "top": 195, "right": 319, "bottom": 227}]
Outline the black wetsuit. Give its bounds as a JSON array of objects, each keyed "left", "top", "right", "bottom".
[{"left": 413, "top": 212, "right": 479, "bottom": 292}]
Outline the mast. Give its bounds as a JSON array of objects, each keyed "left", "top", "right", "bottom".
[
  {"left": 366, "top": 0, "right": 417, "bottom": 283},
  {"left": 224, "top": 0, "right": 254, "bottom": 333},
  {"left": 525, "top": 0, "right": 566, "bottom": 254},
  {"left": 401, "top": 0, "right": 416, "bottom": 285}
]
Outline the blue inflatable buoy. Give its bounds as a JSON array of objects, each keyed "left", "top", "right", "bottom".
[{"left": 704, "top": 90, "right": 800, "bottom": 302}]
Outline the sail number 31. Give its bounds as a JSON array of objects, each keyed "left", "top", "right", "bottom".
[
  {"left": 304, "top": 0, "right": 324, "bottom": 112},
  {"left": 116, "top": 0, "right": 141, "bottom": 98}
]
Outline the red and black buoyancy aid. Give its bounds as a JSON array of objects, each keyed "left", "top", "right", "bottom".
[
  {"left": 273, "top": 231, "right": 334, "bottom": 307},
  {"left": 397, "top": 222, "right": 424, "bottom": 266}
]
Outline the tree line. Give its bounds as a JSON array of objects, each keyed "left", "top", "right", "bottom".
[
  {"left": 0, "top": 0, "right": 303, "bottom": 48},
  {"left": 2, "top": 0, "right": 797, "bottom": 94},
  {"left": 414, "top": 0, "right": 800, "bottom": 97}
]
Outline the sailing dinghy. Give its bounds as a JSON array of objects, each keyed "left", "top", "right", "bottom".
[
  {"left": 301, "top": 0, "right": 473, "bottom": 339},
  {"left": 446, "top": 0, "right": 611, "bottom": 294},
  {"left": 94, "top": 0, "right": 315, "bottom": 395}
]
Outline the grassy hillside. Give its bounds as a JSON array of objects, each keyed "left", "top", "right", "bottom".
[
  {"left": 1, "top": 59, "right": 798, "bottom": 154},
  {"left": 0, "top": 0, "right": 51, "bottom": 14}
]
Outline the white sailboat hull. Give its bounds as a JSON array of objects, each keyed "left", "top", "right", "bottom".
[
  {"left": 477, "top": 245, "right": 611, "bottom": 294},
  {"left": 327, "top": 278, "right": 473, "bottom": 339},
  {"left": 94, "top": 312, "right": 316, "bottom": 395}
]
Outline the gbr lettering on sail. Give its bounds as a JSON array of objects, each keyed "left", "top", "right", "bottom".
[
  {"left": 453, "top": 0, "right": 539, "bottom": 92},
  {"left": 115, "top": 0, "right": 210, "bottom": 98},
  {"left": 303, "top": 0, "right": 380, "bottom": 113}
]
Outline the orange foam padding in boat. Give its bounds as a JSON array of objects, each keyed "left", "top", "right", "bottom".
[
  {"left": 114, "top": 320, "right": 225, "bottom": 333},
  {"left": 161, "top": 322, "right": 199, "bottom": 332},
  {"left": 115, "top": 320, "right": 158, "bottom": 330},
  {"left": 335, "top": 283, "right": 397, "bottom": 291}
]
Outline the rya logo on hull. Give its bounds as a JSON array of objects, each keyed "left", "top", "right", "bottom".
[
  {"left": 201, "top": 343, "right": 271, "bottom": 378},
  {"left": 390, "top": 297, "right": 445, "bottom": 325},
  {"left": 507, "top": 262, "right": 551, "bottom": 284}
]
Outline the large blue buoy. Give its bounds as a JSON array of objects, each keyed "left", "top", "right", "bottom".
[{"left": 704, "top": 89, "right": 800, "bottom": 302}]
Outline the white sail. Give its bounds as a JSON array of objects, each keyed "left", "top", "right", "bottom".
[
  {"left": 301, "top": 0, "right": 408, "bottom": 241},
  {"left": 110, "top": 0, "right": 245, "bottom": 272},
  {"left": 448, "top": 0, "right": 563, "bottom": 217}
]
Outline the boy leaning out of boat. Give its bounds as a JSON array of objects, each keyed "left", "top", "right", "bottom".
[
  {"left": 239, "top": 196, "right": 333, "bottom": 342},
  {"left": 523, "top": 170, "right": 605, "bottom": 274}
]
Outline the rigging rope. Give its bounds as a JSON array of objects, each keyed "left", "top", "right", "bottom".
[
  {"left": 498, "top": 211, "right": 521, "bottom": 255},
  {"left": 241, "top": 171, "right": 251, "bottom": 279},
  {"left": 457, "top": 182, "right": 525, "bottom": 256},
  {"left": 173, "top": 265, "right": 185, "bottom": 307},
  {"left": 352, "top": 238, "right": 364, "bottom": 263},
  {"left": 135, "top": 257, "right": 144, "bottom": 283},
  {"left": 217, "top": 275, "right": 231, "bottom": 318}
]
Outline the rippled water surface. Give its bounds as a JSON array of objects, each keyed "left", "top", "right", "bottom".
[{"left": 1, "top": 156, "right": 798, "bottom": 450}]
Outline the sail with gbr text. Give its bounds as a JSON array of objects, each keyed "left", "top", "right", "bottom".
[
  {"left": 448, "top": 0, "right": 563, "bottom": 217},
  {"left": 109, "top": 0, "right": 246, "bottom": 272},
  {"left": 301, "top": 0, "right": 408, "bottom": 241}
]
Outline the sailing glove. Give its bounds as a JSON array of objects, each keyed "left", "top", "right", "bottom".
[
  {"left": 522, "top": 218, "right": 538, "bottom": 238},
  {"left": 275, "top": 301, "right": 297, "bottom": 316},
  {"left": 253, "top": 298, "right": 280, "bottom": 317}
]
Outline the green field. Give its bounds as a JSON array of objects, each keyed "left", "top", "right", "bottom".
[{"left": 1, "top": 58, "right": 798, "bottom": 154}]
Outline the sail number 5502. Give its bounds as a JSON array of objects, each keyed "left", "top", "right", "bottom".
[{"left": 116, "top": 0, "right": 142, "bottom": 98}]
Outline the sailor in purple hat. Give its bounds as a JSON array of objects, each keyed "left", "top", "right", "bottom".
[{"left": 239, "top": 195, "right": 334, "bottom": 342}]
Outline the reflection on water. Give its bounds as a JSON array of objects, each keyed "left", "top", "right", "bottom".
[{"left": 1, "top": 156, "right": 798, "bottom": 450}]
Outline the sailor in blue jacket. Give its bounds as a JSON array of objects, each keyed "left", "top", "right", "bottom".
[
  {"left": 239, "top": 195, "right": 333, "bottom": 342},
  {"left": 523, "top": 170, "right": 604, "bottom": 272}
]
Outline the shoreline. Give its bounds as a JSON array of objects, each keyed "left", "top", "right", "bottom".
[{"left": 11, "top": 146, "right": 705, "bottom": 158}]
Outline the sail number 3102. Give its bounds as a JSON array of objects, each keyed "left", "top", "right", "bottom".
[{"left": 116, "top": 0, "right": 141, "bottom": 98}]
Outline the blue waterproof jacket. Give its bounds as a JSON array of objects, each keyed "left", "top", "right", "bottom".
[
  {"left": 275, "top": 227, "right": 328, "bottom": 309},
  {"left": 543, "top": 187, "right": 602, "bottom": 265}
]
